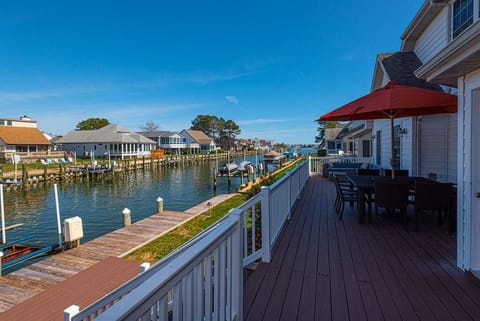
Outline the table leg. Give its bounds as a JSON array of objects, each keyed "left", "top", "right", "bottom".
[{"left": 358, "top": 187, "right": 366, "bottom": 224}]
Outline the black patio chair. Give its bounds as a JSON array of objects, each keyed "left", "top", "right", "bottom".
[
  {"left": 374, "top": 180, "right": 410, "bottom": 229},
  {"left": 333, "top": 174, "right": 358, "bottom": 220},
  {"left": 414, "top": 181, "right": 453, "bottom": 231},
  {"left": 357, "top": 168, "right": 380, "bottom": 176},
  {"left": 383, "top": 169, "right": 409, "bottom": 177}
]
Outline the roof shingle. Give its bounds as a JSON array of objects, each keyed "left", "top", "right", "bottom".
[{"left": 0, "top": 126, "right": 50, "bottom": 145}]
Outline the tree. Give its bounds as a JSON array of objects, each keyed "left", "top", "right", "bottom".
[
  {"left": 191, "top": 115, "right": 242, "bottom": 150},
  {"left": 76, "top": 118, "right": 110, "bottom": 130},
  {"left": 139, "top": 121, "right": 160, "bottom": 133},
  {"left": 191, "top": 115, "right": 218, "bottom": 137},
  {"left": 315, "top": 121, "right": 340, "bottom": 148}
]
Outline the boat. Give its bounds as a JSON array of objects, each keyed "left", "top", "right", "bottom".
[
  {"left": 238, "top": 161, "right": 255, "bottom": 173},
  {"left": 0, "top": 235, "right": 54, "bottom": 272},
  {"left": 218, "top": 162, "right": 239, "bottom": 176},
  {"left": 1, "top": 243, "right": 42, "bottom": 263}
]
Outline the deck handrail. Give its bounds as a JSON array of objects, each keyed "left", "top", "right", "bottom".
[{"left": 309, "top": 156, "right": 374, "bottom": 175}]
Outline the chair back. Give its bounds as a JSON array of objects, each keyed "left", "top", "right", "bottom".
[
  {"left": 414, "top": 181, "right": 452, "bottom": 211},
  {"left": 374, "top": 180, "right": 409, "bottom": 209},
  {"left": 357, "top": 168, "right": 380, "bottom": 176},
  {"left": 383, "top": 169, "right": 409, "bottom": 177}
]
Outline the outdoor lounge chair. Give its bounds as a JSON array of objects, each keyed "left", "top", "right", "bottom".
[
  {"left": 374, "top": 180, "right": 410, "bottom": 229},
  {"left": 414, "top": 181, "right": 453, "bottom": 231}
]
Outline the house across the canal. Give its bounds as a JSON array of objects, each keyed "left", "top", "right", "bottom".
[
  {"left": 58, "top": 124, "right": 156, "bottom": 159},
  {"left": 0, "top": 116, "right": 52, "bottom": 163}
]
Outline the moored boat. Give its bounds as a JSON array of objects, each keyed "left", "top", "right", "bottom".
[{"left": 218, "top": 162, "right": 239, "bottom": 175}]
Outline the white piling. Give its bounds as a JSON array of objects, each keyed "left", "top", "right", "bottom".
[
  {"left": 122, "top": 208, "right": 131, "bottom": 226},
  {"left": 54, "top": 184, "right": 62, "bottom": 249},
  {"left": 157, "top": 197, "right": 164, "bottom": 214},
  {"left": 0, "top": 184, "right": 5, "bottom": 244},
  {"left": 64, "top": 305, "right": 80, "bottom": 321},
  {"left": 140, "top": 262, "right": 151, "bottom": 273}
]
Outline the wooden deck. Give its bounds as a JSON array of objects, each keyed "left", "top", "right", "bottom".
[
  {"left": 0, "top": 193, "right": 236, "bottom": 313},
  {"left": 244, "top": 176, "right": 480, "bottom": 321}
]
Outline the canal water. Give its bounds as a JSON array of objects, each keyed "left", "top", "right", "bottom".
[{"left": 2, "top": 155, "right": 261, "bottom": 249}]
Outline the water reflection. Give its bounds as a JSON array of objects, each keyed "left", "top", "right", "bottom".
[{"left": 2, "top": 156, "right": 256, "bottom": 247}]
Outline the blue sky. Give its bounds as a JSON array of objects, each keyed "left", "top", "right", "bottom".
[{"left": 0, "top": 0, "right": 424, "bottom": 144}]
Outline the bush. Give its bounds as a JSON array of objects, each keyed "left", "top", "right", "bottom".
[{"left": 317, "top": 149, "right": 327, "bottom": 157}]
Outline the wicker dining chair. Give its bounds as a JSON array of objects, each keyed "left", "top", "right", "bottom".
[
  {"left": 414, "top": 181, "right": 453, "bottom": 231},
  {"left": 374, "top": 180, "right": 410, "bottom": 229},
  {"left": 333, "top": 174, "right": 358, "bottom": 220}
]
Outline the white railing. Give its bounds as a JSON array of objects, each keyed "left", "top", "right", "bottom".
[
  {"left": 79, "top": 214, "right": 243, "bottom": 321},
  {"left": 65, "top": 159, "right": 311, "bottom": 321},
  {"left": 309, "top": 156, "right": 374, "bottom": 175}
]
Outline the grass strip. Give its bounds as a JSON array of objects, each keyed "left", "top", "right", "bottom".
[{"left": 126, "top": 194, "right": 249, "bottom": 263}]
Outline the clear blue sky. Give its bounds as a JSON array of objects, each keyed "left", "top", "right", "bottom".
[{"left": 0, "top": 0, "right": 424, "bottom": 144}]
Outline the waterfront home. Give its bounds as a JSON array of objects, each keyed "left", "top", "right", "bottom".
[
  {"left": 142, "top": 131, "right": 189, "bottom": 155},
  {"left": 0, "top": 115, "right": 38, "bottom": 128},
  {"left": 324, "top": 121, "right": 372, "bottom": 157},
  {"left": 58, "top": 124, "right": 156, "bottom": 159},
  {"left": 0, "top": 125, "right": 51, "bottom": 157},
  {"left": 401, "top": 0, "right": 480, "bottom": 272},
  {"left": 180, "top": 129, "right": 216, "bottom": 153},
  {"left": 370, "top": 51, "right": 457, "bottom": 183},
  {"left": 324, "top": 125, "right": 344, "bottom": 155}
]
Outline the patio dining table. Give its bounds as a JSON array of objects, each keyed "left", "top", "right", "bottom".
[{"left": 348, "top": 175, "right": 431, "bottom": 224}]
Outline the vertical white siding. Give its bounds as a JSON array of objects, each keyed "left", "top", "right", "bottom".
[
  {"left": 417, "top": 114, "right": 457, "bottom": 183},
  {"left": 414, "top": 7, "right": 449, "bottom": 63}
]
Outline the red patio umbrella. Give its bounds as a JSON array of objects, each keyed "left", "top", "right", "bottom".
[{"left": 317, "top": 81, "right": 457, "bottom": 178}]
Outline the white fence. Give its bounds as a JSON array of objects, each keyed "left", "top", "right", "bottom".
[
  {"left": 65, "top": 159, "right": 311, "bottom": 321},
  {"left": 309, "top": 156, "right": 374, "bottom": 175}
]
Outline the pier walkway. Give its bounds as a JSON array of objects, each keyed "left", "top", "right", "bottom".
[{"left": 0, "top": 193, "right": 237, "bottom": 314}]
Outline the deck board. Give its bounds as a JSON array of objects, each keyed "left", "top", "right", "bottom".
[
  {"left": 0, "top": 193, "right": 237, "bottom": 313},
  {"left": 244, "top": 176, "right": 480, "bottom": 321}
]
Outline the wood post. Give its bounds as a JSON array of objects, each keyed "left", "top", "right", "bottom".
[
  {"left": 157, "top": 197, "right": 164, "bottom": 214},
  {"left": 122, "top": 208, "right": 131, "bottom": 226}
]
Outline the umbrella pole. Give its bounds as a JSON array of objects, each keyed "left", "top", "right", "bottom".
[{"left": 390, "top": 116, "right": 395, "bottom": 179}]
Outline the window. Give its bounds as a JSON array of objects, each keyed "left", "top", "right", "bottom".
[
  {"left": 452, "top": 0, "right": 474, "bottom": 39},
  {"left": 362, "top": 140, "right": 371, "bottom": 157},
  {"left": 327, "top": 141, "right": 335, "bottom": 150}
]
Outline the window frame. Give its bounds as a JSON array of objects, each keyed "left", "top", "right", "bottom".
[{"left": 451, "top": 0, "right": 478, "bottom": 40}]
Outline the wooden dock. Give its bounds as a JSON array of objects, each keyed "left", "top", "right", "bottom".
[{"left": 0, "top": 193, "right": 237, "bottom": 313}]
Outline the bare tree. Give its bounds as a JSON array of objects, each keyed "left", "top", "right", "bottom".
[{"left": 139, "top": 121, "right": 160, "bottom": 133}]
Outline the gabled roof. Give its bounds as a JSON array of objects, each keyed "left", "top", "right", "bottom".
[
  {"left": 378, "top": 52, "right": 442, "bottom": 91},
  {"left": 143, "top": 131, "right": 182, "bottom": 138},
  {"left": 324, "top": 127, "right": 344, "bottom": 141},
  {"left": 0, "top": 126, "right": 50, "bottom": 145},
  {"left": 183, "top": 129, "right": 214, "bottom": 145},
  {"left": 58, "top": 124, "right": 156, "bottom": 144}
]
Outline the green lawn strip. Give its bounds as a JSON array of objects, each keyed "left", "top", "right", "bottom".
[
  {"left": 126, "top": 194, "right": 249, "bottom": 263},
  {"left": 126, "top": 157, "right": 307, "bottom": 264}
]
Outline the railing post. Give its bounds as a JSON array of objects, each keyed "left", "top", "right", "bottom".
[
  {"left": 287, "top": 172, "right": 292, "bottom": 220},
  {"left": 260, "top": 186, "right": 271, "bottom": 263},
  {"left": 229, "top": 209, "right": 244, "bottom": 321},
  {"left": 64, "top": 305, "right": 80, "bottom": 321},
  {"left": 308, "top": 156, "right": 311, "bottom": 175}
]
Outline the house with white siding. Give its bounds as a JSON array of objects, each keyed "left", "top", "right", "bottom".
[
  {"left": 142, "top": 131, "right": 188, "bottom": 155},
  {"left": 180, "top": 129, "right": 216, "bottom": 154},
  {"left": 370, "top": 0, "right": 480, "bottom": 272},
  {"left": 396, "top": 0, "right": 480, "bottom": 272},
  {"left": 58, "top": 124, "right": 156, "bottom": 159},
  {"left": 370, "top": 51, "right": 457, "bottom": 182}
]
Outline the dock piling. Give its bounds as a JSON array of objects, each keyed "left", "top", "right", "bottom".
[
  {"left": 122, "top": 208, "right": 131, "bottom": 226},
  {"left": 157, "top": 197, "right": 164, "bottom": 214}
]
